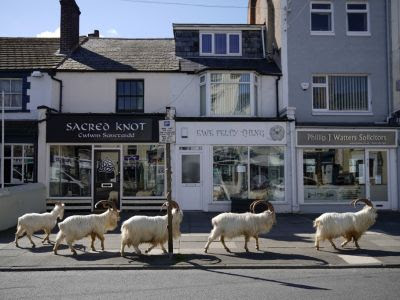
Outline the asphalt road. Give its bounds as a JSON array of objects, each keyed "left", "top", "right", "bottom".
[{"left": 1, "top": 268, "right": 400, "bottom": 299}]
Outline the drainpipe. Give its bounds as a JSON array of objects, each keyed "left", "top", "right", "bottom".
[
  {"left": 261, "top": 25, "right": 266, "bottom": 59},
  {"left": 276, "top": 75, "right": 281, "bottom": 117},
  {"left": 50, "top": 73, "right": 63, "bottom": 113},
  {"left": 385, "top": 0, "right": 393, "bottom": 121}
]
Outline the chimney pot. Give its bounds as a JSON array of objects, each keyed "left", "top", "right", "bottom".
[{"left": 88, "top": 30, "right": 100, "bottom": 38}]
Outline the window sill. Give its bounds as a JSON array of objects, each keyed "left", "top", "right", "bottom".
[
  {"left": 199, "top": 53, "right": 242, "bottom": 57},
  {"left": 4, "top": 109, "right": 30, "bottom": 113},
  {"left": 310, "top": 32, "right": 335, "bottom": 36},
  {"left": 346, "top": 32, "right": 371, "bottom": 37},
  {"left": 312, "top": 111, "right": 373, "bottom": 116}
]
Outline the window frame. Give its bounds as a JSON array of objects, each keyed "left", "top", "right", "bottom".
[
  {"left": 199, "top": 32, "right": 242, "bottom": 56},
  {"left": 200, "top": 71, "right": 259, "bottom": 117},
  {"left": 115, "top": 79, "right": 145, "bottom": 113},
  {"left": 310, "top": 1, "right": 334, "bottom": 36},
  {"left": 311, "top": 74, "right": 372, "bottom": 115},
  {"left": 0, "top": 78, "right": 23, "bottom": 110},
  {"left": 346, "top": 2, "right": 370, "bottom": 36},
  {"left": 1, "top": 143, "right": 35, "bottom": 185}
]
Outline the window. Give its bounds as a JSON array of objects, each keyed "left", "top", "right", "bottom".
[
  {"left": 200, "top": 72, "right": 258, "bottom": 116},
  {"left": 49, "top": 145, "right": 92, "bottom": 197},
  {"left": 0, "top": 79, "right": 23, "bottom": 110},
  {"left": 312, "top": 75, "right": 369, "bottom": 112},
  {"left": 213, "top": 146, "right": 285, "bottom": 201},
  {"left": 346, "top": 2, "right": 369, "bottom": 35},
  {"left": 200, "top": 32, "right": 241, "bottom": 56},
  {"left": 310, "top": 2, "right": 333, "bottom": 34},
  {"left": 116, "top": 80, "right": 144, "bottom": 113},
  {"left": 122, "top": 145, "right": 165, "bottom": 197},
  {"left": 1, "top": 144, "right": 34, "bottom": 184}
]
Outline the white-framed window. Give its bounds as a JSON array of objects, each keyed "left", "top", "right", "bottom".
[
  {"left": 200, "top": 32, "right": 241, "bottom": 56},
  {"left": 312, "top": 75, "right": 370, "bottom": 112},
  {"left": 200, "top": 72, "right": 258, "bottom": 116},
  {"left": 346, "top": 2, "right": 369, "bottom": 35},
  {"left": 1, "top": 144, "right": 35, "bottom": 184},
  {"left": 0, "top": 78, "right": 23, "bottom": 110},
  {"left": 310, "top": 2, "right": 334, "bottom": 35}
]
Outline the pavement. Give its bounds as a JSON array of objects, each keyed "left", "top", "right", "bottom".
[{"left": 1, "top": 211, "right": 400, "bottom": 271}]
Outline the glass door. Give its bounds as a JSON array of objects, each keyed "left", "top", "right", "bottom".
[
  {"left": 178, "top": 152, "right": 202, "bottom": 210},
  {"left": 94, "top": 150, "right": 120, "bottom": 210},
  {"left": 366, "top": 150, "right": 389, "bottom": 209}
]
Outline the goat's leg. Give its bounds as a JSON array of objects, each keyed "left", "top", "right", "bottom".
[
  {"left": 90, "top": 233, "right": 97, "bottom": 251},
  {"left": 354, "top": 238, "right": 360, "bottom": 249},
  {"left": 42, "top": 229, "right": 51, "bottom": 244},
  {"left": 204, "top": 227, "right": 219, "bottom": 253},
  {"left": 26, "top": 232, "right": 36, "bottom": 248},
  {"left": 244, "top": 235, "right": 250, "bottom": 252},
  {"left": 145, "top": 243, "right": 157, "bottom": 254},
  {"left": 66, "top": 239, "right": 77, "bottom": 255},
  {"left": 315, "top": 234, "right": 320, "bottom": 250},
  {"left": 328, "top": 239, "right": 338, "bottom": 250},
  {"left": 253, "top": 235, "right": 260, "bottom": 251},
  {"left": 15, "top": 226, "right": 25, "bottom": 247},
  {"left": 220, "top": 236, "right": 231, "bottom": 253},
  {"left": 133, "top": 245, "right": 142, "bottom": 255},
  {"left": 97, "top": 233, "right": 105, "bottom": 251},
  {"left": 53, "top": 232, "right": 65, "bottom": 255},
  {"left": 120, "top": 240, "right": 126, "bottom": 257},
  {"left": 160, "top": 244, "right": 167, "bottom": 254},
  {"left": 341, "top": 237, "right": 352, "bottom": 248}
]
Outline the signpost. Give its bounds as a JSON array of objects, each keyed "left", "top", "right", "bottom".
[
  {"left": 1, "top": 91, "right": 4, "bottom": 191},
  {"left": 159, "top": 109, "right": 176, "bottom": 257}
]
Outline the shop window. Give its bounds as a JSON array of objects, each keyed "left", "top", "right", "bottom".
[
  {"left": 49, "top": 145, "right": 92, "bottom": 197},
  {"left": 200, "top": 32, "right": 241, "bottom": 56},
  {"left": 122, "top": 145, "right": 165, "bottom": 197},
  {"left": 213, "top": 146, "right": 285, "bottom": 201},
  {"left": 310, "top": 2, "right": 333, "bottom": 34},
  {"left": 0, "top": 78, "right": 23, "bottom": 110},
  {"left": 1, "top": 144, "right": 34, "bottom": 185},
  {"left": 346, "top": 2, "right": 369, "bottom": 35},
  {"left": 116, "top": 80, "right": 144, "bottom": 113},
  {"left": 303, "top": 149, "right": 366, "bottom": 203},
  {"left": 200, "top": 72, "right": 258, "bottom": 116},
  {"left": 312, "top": 75, "right": 369, "bottom": 112}
]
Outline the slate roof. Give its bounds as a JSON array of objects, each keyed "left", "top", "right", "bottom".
[
  {"left": 0, "top": 38, "right": 62, "bottom": 70},
  {"left": 179, "top": 57, "right": 281, "bottom": 75},
  {"left": 57, "top": 38, "right": 180, "bottom": 71}
]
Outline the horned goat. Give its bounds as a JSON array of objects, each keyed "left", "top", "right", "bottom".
[
  {"left": 313, "top": 198, "right": 377, "bottom": 250},
  {"left": 204, "top": 200, "right": 276, "bottom": 253},
  {"left": 120, "top": 200, "right": 183, "bottom": 256},
  {"left": 53, "top": 200, "right": 120, "bottom": 255},
  {"left": 15, "top": 202, "right": 65, "bottom": 247}
]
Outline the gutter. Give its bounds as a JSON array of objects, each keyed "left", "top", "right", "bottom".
[
  {"left": 50, "top": 73, "right": 63, "bottom": 113},
  {"left": 276, "top": 75, "right": 281, "bottom": 117}
]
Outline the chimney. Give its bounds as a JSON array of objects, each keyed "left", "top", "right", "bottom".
[
  {"left": 59, "top": 0, "right": 81, "bottom": 55},
  {"left": 88, "top": 30, "right": 100, "bottom": 38}
]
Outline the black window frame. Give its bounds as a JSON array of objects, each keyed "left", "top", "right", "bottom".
[{"left": 116, "top": 79, "right": 144, "bottom": 113}]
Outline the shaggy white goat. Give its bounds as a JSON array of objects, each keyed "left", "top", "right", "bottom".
[
  {"left": 204, "top": 200, "right": 276, "bottom": 253},
  {"left": 120, "top": 200, "right": 183, "bottom": 256},
  {"left": 15, "top": 202, "right": 65, "bottom": 247},
  {"left": 313, "top": 198, "right": 377, "bottom": 250},
  {"left": 53, "top": 200, "right": 120, "bottom": 255}
]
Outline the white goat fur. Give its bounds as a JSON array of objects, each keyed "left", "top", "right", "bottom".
[
  {"left": 204, "top": 210, "right": 276, "bottom": 253},
  {"left": 313, "top": 204, "right": 377, "bottom": 250},
  {"left": 120, "top": 208, "right": 183, "bottom": 255},
  {"left": 15, "top": 203, "right": 65, "bottom": 247},
  {"left": 53, "top": 208, "right": 120, "bottom": 255}
]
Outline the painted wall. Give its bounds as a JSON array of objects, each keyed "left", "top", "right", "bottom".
[{"left": 286, "top": 0, "right": 389, "bottom": 123}]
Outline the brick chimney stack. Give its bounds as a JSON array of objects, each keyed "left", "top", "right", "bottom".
[{"left": 59, "top": 0, "right": 81, "bottom": 55}]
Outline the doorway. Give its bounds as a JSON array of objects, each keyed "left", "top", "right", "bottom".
[
  {"left": 94, "top": 150, "right": 120, "bottom": 210},
  {"left": 366, "top": 149, "right": 389, "bottom": 209}
]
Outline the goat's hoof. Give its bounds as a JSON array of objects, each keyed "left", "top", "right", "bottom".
[
  {"left": 53, "top": 251, "right": 58, "bottom": 255},
  {"left": 91, "top": 247, "right": 96, "bottom": 251},
  {"left": 31, "top": 244, "right": 36, "bottom": 248},
  {"left": 204, "top": 249, "right": 208, "bottom": 253}
]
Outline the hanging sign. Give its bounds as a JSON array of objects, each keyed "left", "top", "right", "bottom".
[{"left": 159, "top": 120, "right": 176, "bottom": 143}]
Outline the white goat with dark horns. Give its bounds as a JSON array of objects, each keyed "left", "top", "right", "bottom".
[
  {"left": 15, "top": 202, "right": 65, "bottom": 247},
  {"left": 204, "top": 200, "right": 276, "bottom": 253},
  {"left": 53, "top": 200, "right": 120, "bottom": 255},
  {"left": 120, "top": 200, "right": 183, "bottom": 256},
  {"left": 313, "top": 198, "right": 377, "bottom": 250}
]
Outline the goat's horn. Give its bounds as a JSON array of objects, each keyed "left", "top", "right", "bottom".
[
  {"left": 95, "top": 200, "right": 111, "bottom": 209},
  {"left": 252, "top": 200, "right": 266, "bottom": 213},
  {"left": 160, "top": 201, "right": 168, "bottom": 211},
  {"left": 353, "top": 198, "right": 373, "bottom": 207},
  {"left": 170, "top": 200, "right": 180, "bottom": 210},
  {"left": 108, "top": 199, "right": 117, "bottom": 210},
  {"left": 265, "top": 200, "right": 275, "bottom": 213},
  {"left": 249, "top": 199, "right": 262, "bottom": 213}
]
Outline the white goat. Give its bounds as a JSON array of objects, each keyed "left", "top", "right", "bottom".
[
  {"left": 15, "top": 202, "right": 65, "bottom": 248},
  {"left": 53, "top": 200, "right": 120, "bottom": 255},
  {"left": 313, "top": 198, "right": 377, "bottom": 250},
  {"left": 204, "top": 200, "right": 276, "bottom": 253},
  {"left": 120, "top": 200, "right": 183, "bottom": 256}
]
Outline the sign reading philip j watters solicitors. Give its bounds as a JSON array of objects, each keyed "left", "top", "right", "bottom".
[
  {"left": 46, "top": 114, "right": 158, "bottom": 143},
  {"left": 297, "top": 130, "right": 397, "bottom": 147}
]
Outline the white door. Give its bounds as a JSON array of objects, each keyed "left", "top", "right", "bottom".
[
  {"left": 178, "top": 151, "right": 202, "bottom": 210},
  {"left": 366, "top": 149, "right": 390, "bottom": 209}
]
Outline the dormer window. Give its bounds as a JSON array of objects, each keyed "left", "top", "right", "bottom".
[{"left": 200, "top": 32, "right": 241, "bottom": 56}]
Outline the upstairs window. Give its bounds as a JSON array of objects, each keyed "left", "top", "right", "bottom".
[
  {"left": 200, "top": 72, "right": 258, "bottom": 116},
  {"left": 200, "top": 32, "right": 241, "bottom": 56},
  {"left": 310, "top": 2, "right": 334, "bottom": 34},
  {"left": 0, "top": 78, "right": 23, "bottom": 110},
  {"left": 346, "top": 2, "right": 369, "bottom": 35},
  {"left": 312, "top": 75, "right": 369, "bottom": 112},
  {"left": 116, "top": 80, "right": 144, "bottom": 113}
]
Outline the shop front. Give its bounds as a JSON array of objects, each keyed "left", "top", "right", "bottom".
[
  {"left": 174, "top": 121, "right": 290, "bottom": 212},
  {"left": 296, "top": 128, "right": 398, "bottom": 212},
  {"left": 45, "top": 113, "right": 166, "bottom": 211}
]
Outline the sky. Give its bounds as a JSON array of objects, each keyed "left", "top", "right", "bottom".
[{"left": 0, "top": 0, "right": 250, "bottom": 38}]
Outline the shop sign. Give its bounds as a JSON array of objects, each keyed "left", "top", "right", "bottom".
[
  {"left": 297, "top": 130, "right": 397, "bottom": 147},
  {"left": 159, "top": 120, "right": 176, "bottom": 143},
  {"left": 47, "top": 114, "right": 158, "bottom": 143}
]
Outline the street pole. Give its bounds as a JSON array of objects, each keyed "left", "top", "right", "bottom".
[
  {"left": 1, "top": 91, "right": 5, "bottom": 191},
  {"left": 166, "top": 141, "right": 173, "bottom": 257}
]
